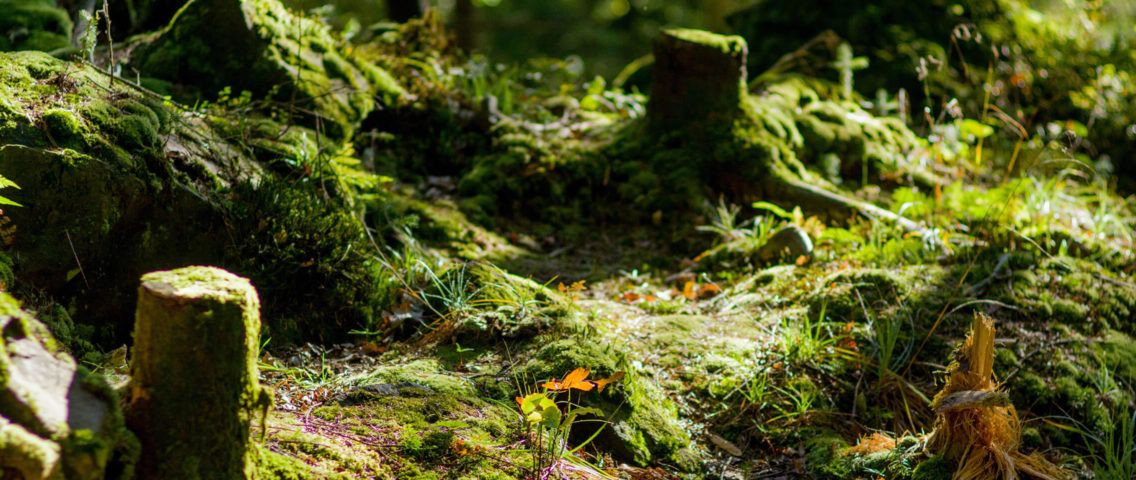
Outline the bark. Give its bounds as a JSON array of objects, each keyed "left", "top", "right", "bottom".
[{"left": 648, "top": 28, "right": 748, "bottom": 132}]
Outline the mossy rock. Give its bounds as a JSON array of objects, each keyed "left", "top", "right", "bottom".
[
  {"left": 1, "top": 51, "right": 401, "bottom": 348},
  {"left": 520, "top": 337, "right": 696, "bottom": 469},
  {"left": 0, "top": 0, "right": 72, "bottom": 53},
  {"left": 133, "top": 0, "right": 405, "bottom": 138},
  {"left": 0, "top": 292, "right": 134, "bottom": 479}
]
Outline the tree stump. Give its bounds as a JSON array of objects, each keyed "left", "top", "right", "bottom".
[
  {"left": 126, "top": 266, "right": 271, "bottom": 480},
  {"left": 648, "top": 28, "right": 749, "bottom": 131}
]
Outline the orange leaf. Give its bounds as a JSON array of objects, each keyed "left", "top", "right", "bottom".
[
  {"left": 562, "top": 367, "right": 591, "bottom": 388},
  {"left": 682, "top": 281, "right": 697, "bottom": 300},
  {"left": 589, "top": 371, "right": 625, "bottom": 392},
  {"left": 698, "top": 283, "right": 721, "bottom": 299},
  {"left": 543, "top": 367, "right": 594, "bottom": 392}
]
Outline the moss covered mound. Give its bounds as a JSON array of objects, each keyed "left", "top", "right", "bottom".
[
  {"left": 0, "top": 0, "right": 72, "bottom": 53},
  {"left": 133, "top": 0, "right": 405, "bottom": 138},
  {"left": 0, "top": 51, "right": 264, "bottom": 345},
  {"left": 0, "top": 50, "right": 401, "bottom": 347}
]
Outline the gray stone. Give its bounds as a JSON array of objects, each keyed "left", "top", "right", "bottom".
[
  {"left": 0, "top": 293, "right": 118, "bottom": 479},
  {"left": 756, "top": 225, "right": 813, "bottom": 263}
]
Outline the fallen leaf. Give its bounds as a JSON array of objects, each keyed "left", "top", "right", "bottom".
[
  {"left": 708, "top": 433, "right": 743, "bottom": 457},
  {"left": 543, "top": 367, "right": 594, "bottom": 392},
  {"left": 589, "top": 371, "right": 625, "bottom": 391}
]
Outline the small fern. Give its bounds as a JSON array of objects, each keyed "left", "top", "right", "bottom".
[{"left": 0, "top": 175, "right": 21, "bottom": 207}]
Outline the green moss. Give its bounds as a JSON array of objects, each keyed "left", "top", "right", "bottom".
[
  {"left": 40, "top": 108, "right": 83, "bottom": 146},
  {"left": 522, "top": 337, "right": 694, "bottom": 468},
  {"left": 662, "top": 28, "right": 747, "bottom": 56},
  {"left": 804, "top": 432, "right": 850, "bottom": 478},
  {"left": 264, "top": 387, "right": 520, "bottom": 479},
  {"left": 256, "top": 445, "right": 323, "bottom": 480},
  {"left": 225, "top": 179, "right": 388, "bottom": 343},
  {"left": 1095, "top": 330, "right": 1136, "bottom": 384},
  {"left": 911, "top": 455, "right": 954, "bottom": 480},
  {"left": 0, "top": 418, "right": 62, "bottom": 480},
  {"left": 348, "top": 359, "right": 476, "bottom": 397},
  {"left": 1000, "top": 256, "right": 1136, "bottom": 333},
  {"left": 133, "top": 0, "right": 404, "bottom": 138},
  {"left": 402, "top": 429, "right": 454, "bottom": 461},
  {"left": 0, "top": 0, "right": 72, "bottom": 53}
]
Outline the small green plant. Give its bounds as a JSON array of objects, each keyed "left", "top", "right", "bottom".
[
  {"left": 1087, "top": 403, "right": 1135, "bottom": 480},
  {"left": 420, "top": 262, "right": 481, "bottom": 319},
  {"left": 454, "top": 342, "right": 474, "bottom": 369},
  {"left": 697, "top": 199, "right": 744, "bottom": 242},
  {"left": 779, "top": 303, "right": 835, "bottom": 364},
  {"left": 515, "top": 367, "right": 623, "bottom": 478},
  {"left": 0, "top": 175, "right": 20, "bottom": 207},
  {"left": 770, "top": 378, "right": 821, "bottom": 424}
]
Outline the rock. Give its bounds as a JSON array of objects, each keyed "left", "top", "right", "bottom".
[
  {"left": 756, "top": 225, "right": 813, "bottom": 263},
  {"left": 648, "top": 28, "right": 748, "bottom": 131},
  {"left": 0, "top": 51, "right": 263, "bottom": 347},
  {"left": 132, "top": 0, "right": 405, "bottom": 138},
  {"left": 0, "top": 293, "right": 126, "bottom": 480},
  {"left": 0, "top": 417, "right": 62, "bottom": 480},
  {"left": 127, "top": 266, "right": 272, "bottom": 480}
]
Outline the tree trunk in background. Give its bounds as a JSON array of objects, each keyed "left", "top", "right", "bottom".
[
  {"left": 388, "top": 0, "right": 428, "bottom": 22},
  {"left": 648, "top": 28, "right": 748, "bottom": 132},
  {"left": 454, "top": 0, "right": 475, "bottom": 51}
]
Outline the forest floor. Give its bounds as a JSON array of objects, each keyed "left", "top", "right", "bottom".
[{"left": 2, "top": 2, "right": 1135, "bottom": 479}]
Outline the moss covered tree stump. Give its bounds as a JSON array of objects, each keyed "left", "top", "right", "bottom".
[
  {"left": 126, "top": 266, "right": 271, "bottom": 480},
  {"left": 642, "top": 29, "right": 920, "bottom": 229},
  {"left": 648, "top": 28, "right": 749, "bottom": 131}
]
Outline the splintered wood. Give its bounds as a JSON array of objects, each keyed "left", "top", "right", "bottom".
[{"left": 927, "top": 313, "right": 1067, "bottom": 480}]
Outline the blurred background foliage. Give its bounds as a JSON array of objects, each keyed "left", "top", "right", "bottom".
[{"left": 280, "top": 0, "right": 1136, "bottom": 191}]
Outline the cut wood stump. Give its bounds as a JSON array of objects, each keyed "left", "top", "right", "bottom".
[
  {"left": 648, "top": 28, "right": 748, "bottom": 131},
  {"left": 126, "top": 266, "right": 271, "bottom": 480}
]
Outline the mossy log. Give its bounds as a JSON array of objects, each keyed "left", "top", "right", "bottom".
[{"left": 126, "top": 266, "right": 271, "bottom": 480}]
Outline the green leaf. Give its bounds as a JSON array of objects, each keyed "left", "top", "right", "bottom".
[
  {"left": 751, "top": 201, "right": 793, "bottom": 220},
  {"left": 958, "top": 119, "right": 994, "bottom": 139},
  {"left": 540, "top": 403, "right": 561, "bottom": 430}
]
